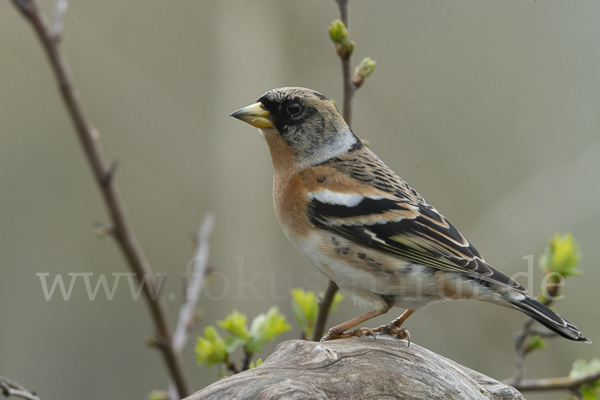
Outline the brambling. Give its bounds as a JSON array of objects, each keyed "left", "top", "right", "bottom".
[{"left": 231, "top": 87, "right": 590, "bottom": 343}]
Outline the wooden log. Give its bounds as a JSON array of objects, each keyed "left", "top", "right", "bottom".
[{"left": 187, "top": 336, "right": 524, "bottom": 400}]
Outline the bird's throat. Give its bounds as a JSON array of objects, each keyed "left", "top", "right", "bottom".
[{"left": 261, "top": 128, "right": 302, "bottom": 180}]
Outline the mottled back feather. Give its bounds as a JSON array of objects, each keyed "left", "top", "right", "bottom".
[{"left": 307, "top": 146, "right": 526, "bottom": 293}]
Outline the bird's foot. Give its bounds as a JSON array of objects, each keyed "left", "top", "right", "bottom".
[
  {"left": 373, "top": 324, "right": 411, "bottom": 346},
  {"left": 320, "top": 326, "right": 376, "bottom": 342}
]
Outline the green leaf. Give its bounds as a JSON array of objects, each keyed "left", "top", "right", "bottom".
[
  {"left": 291, "top": 288, "right": 345, "bottom": 338},
  {"left": 218, "top": 310, "right": 250, "bottom": 341},
  {"left": 569, "top": 359, "right": 600, "bottom": 379},
  {"left": 291, "top": 302, "right": 310, "bottom": 338},
  {"left": 581, "top": 389, "right": 600, "bottom": 400},
  {"left": 195, "top": 326, "right": 227, "bottom": 367},
  {"left": 247, "top": 307, "right": 291, "bottom": 354},
  {"left": 328, "top": 19, "right": 348, "bottom": 44},
  {"left": 248, "top": 359, "right": 262, "bottom": 370},
  {"left": 353, "top": 57, "right": 377, "bottom": 87},
  {"left": 328, "top": 19, "right": 354, "bottom": 58},
  {"left": 539, "top": 233, "right": 582, "bottom": 277},
  {"left": 292, "top": 289, "right": 318, "bottom": 323},
  {"left": 291, "top": 289, "right": 318, "bottom": 337},
  {"left": 525, "top": 334, "right": 547, "bottom": 352},
  {"left": 224, "top": 335, "right": 246, "bottom": 354},
  {"left": 147, "top": 391, "right": 168, "bottom": 400},
  {"left": 569, "top": 359, "right": 600, "bottom": 400}
]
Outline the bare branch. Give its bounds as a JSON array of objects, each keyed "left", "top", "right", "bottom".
[
  {"left": 167, "top": 214, "right": 214, "bottom": 399},
  {"left": 9, "top": 0, "right": 190, "bottom": 397},
  {"left": 11, "top": 0, "right": 33, "bottom": 15},
  {"left": 336, "top": 0, "right": 355, "bottom": 126},
  {"left": 510, "top": 318, "right": 535, "bottom": 383},
  {"left": 510, "top": 285, "right": 558, "bottom": 384},
  {"left": 242, "top": 349, "right": 252, "bottom": 372},
  {"left": 51, "top": 0, "right": 67, "bottom": 38},
  {"left": 173, "top": 214, "right": 214, "bottom": 352},
  {"left": 313, "top": 0, "right": 363, "bottom": 342},
  {"left": 0, "top": 376, "right": 40, "bottom": 400},
  {"left": 506, "top": 370, "right": 600, "bottom": 392},
  {"left": 311, "top": 280, "right": 339, "bottom": 341}
]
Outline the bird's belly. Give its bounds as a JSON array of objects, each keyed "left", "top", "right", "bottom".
[{"left": 286, "top": 229, "right": 452, "bottom": 310}]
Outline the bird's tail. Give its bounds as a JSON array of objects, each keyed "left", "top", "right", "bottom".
[{"left": 509, "top": 295, "right": 591, "bottom": 343}]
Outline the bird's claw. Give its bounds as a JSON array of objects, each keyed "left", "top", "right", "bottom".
[
  {"left": 397, "top": 328, "right": 411, "bottom": 347},
  {"left": 373, "top": 324, "right": 411, "bottom": 346},
  {"left": 321, "top": 326, "right": 376, "bottom": 342},
  {"left": 352, "top": 327, "right": 376, "bottom": 340}
]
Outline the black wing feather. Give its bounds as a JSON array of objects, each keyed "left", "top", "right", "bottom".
[{"left": 308, "top": 198, "right": 525, "bottom": 293}]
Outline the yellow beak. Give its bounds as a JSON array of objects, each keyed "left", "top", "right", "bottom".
[{"left": 230, "top": 102, "right": 274, "bottom": 128}]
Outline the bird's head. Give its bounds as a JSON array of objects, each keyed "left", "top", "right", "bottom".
[{"left": 231, "top": 87, "right": 361, "bottom": 170}]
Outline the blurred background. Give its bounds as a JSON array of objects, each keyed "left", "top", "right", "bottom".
[{"left": 1, "top": 1, "right": 599, "bottom": 399}]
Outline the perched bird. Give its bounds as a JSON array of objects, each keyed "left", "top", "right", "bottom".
[{"left": 231, "top": 87, "right": 590, "bottom": 343}]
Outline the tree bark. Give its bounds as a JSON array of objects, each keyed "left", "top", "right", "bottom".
[{"left": 187, "top": 337, "right": 524, "bottom": 400}]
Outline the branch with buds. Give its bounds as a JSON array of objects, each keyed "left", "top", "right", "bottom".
[
  {"left": 312, "top": 0, "right": 377, "bottom": 342},
  {"left": 504, "top": 234, "right": 599, "bottom": 399}
]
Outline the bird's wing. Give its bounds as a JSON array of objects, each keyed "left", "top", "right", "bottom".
[{"left": 304, "top": 155, "right": 526, "bottom": 293}]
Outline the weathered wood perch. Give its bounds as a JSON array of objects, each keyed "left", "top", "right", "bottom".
[{"left": 186, "top": 336, "right": 524, "bottom": 400}]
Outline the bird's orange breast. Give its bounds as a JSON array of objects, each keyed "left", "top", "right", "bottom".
[{"left": 273, "top": 173, "right": 312, "bottom": 239}]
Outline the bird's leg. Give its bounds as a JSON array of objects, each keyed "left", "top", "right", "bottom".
[
  {"left": 373, "top": 309, "right": 415, "bottom": 345},
  {"left": 321, "top": 300, "right": 394, "bottom": 342}
]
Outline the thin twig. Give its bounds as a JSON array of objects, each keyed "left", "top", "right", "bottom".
[
  {"left": 527, "top": 329, "right": 559, "bottom": 338},
  {"left": 51, "top": 0, "right": 67, "bottom": 38},
  {"left": 9, "top": 0, "right": 190, "bottom": 397},
  {"left": 225, "top": 355, "right": 240, "bottom": 375},
  {"left": 336, "top": 0, "right": 355, "bottom": 126},
  {"left": 168, "top": 214, "right": 214, "bottom": 399},
  {"left": 311, "top": 280, "right": 339, "bottom": 341},
  {"left": 241, "top": 349, "right": 252, "bottom": 372},
  {"left": 227, "top": 364, "right": 240, "bottom": 375},
  {"left": 510, "top": 318, "right": 536, "bottom": 383},
  {"left": 510, "top": 286, "right": 558, "bottom": 384},
  {"left": 0, "top": 376, "right": 40, "bottom": 400},
  {"left": 505, "top": 370, "right": 600, "bottom": 392},
  {"left": 173, "top": 214, "right": 215, "bottom": 352},
  {"left": 312, "top": 0, "right": 359, "bottom": 342}
]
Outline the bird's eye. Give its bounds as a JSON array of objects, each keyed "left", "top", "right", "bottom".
[{"left": 286, "top": 102, "right": 302, "bottom": 116}]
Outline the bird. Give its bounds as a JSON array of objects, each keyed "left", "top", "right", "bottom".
[{"left": 230, "top": 87, "right": 590, "bottom": 344}]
